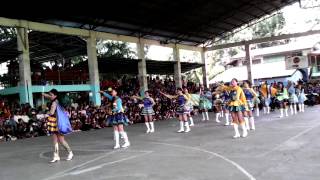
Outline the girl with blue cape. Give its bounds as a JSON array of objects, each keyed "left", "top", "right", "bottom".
[
  {"left": 42, "top": 89, "right": 73, "bottom": 163},
  {"left": 100, "top": 88, "right": 130, "bottom": 149}
]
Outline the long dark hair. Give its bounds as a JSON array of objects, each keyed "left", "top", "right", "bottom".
[
  {"left": 277, "top": 82, "right": 284, "bottom": 93},
  {"left": 50, "top": 89, "right": 69, "bottom": 108}
]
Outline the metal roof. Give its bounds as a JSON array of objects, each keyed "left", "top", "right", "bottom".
[
  {"left": 1, "top": 0, "right": 298, "bottom": 46},
  {"left": 0, "top": 31, "right": 87, "bottom": 63}
]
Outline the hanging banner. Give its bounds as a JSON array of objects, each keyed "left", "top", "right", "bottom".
[{"left": 285, "top": 56, "right": 308, "bottom": 70}]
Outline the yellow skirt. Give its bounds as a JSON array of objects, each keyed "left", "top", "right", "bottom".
[{"left": 47, "top": 116, "right": 58, "bottom": 134}]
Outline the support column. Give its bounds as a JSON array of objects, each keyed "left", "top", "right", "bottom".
[
  {"left": 245, "top": 43, "right": 254, "bottom": 84},
  {"left": 137, "top": 40, "right": 148, "bottom": 95},
  {"left": 201, "top": 48, "right": 209, "bottom": 88},
  {"left": 173, "top": 45, "right": 182, "bottom": 88},
  {"left": 87, "top": 32, "right": 101, "bottom": 106},
  {"left": 17, "top": 27, "right": 33, "bottom": 107}
]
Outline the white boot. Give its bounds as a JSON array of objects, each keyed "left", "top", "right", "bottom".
[
  {"left": 66, "top": 151, "right": 74, "bottom": 161},
  {"left": 145, "top": 122, "right": 151, "bottom": 133},
  {"left": 302, "top": 104, "right": 305, "bottom": 112},
  {"left": 294, "top": 104, "right": 297, "bottom": 114},
  {"left": 189, "top": 117, "right": 194, "bottom": 126},
  {"left": 177, "top": 121, "right": 185, "bottom": 133},
  {"left": 202, "top": 112, "right": 206, "bottom": 121},
  {"left": 50, "top": 143, "right": 60, "bottom": 163},
  {"left": 225, "top": 113, "right": 230, "bottom": 126},
  {"left": 233, "top": 124, "right": 240, "bottom": 138},
  {"left": 221, "top": 111, "right": 224, "bottom": 118},
  {"left": 244, "top": 117, "right": 250, "bottom": 130},
  {"left": 267, "top": 107, "right": 270, "bottom": 114},
  {"left": 279, "top": 109, "right": 284, "bottom": 118},
  {"left": 285, "top": 108, "right": 289, "bottom": 117},
  {"left": 250, "top": 117, "right": 255, "bottom": 130},
  {"left": 215, "top": 113, "right": 221, "bottom": 123},
  {"left": 120, "top": 131, "right": 130, "bottom": 148},
  {"left": 241, "top": 123, "right": 248, "bottom": 138},
  {"left": 256, "top": 108, "right": 260, "bottom": 117},
  {"left": 149, "top": 122, "right": 155, "bottom": 133},
  {"left": 184, "top": 121, "right": 191, "bottom": 133},
  {"left": 263, "top": 107, "right": 267, "bottom": 114},
  {"left": 113, "top": 131, "right": 120, "bottom": 149},
  {"left": 205, "top": 112, "right": 210, "bottom": 121}
]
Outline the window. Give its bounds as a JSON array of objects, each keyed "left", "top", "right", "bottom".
[
  {"left": 317, "top": 55, "right": 320, "bottom": 72},
  {"left": 309, "top": 55, "right": 316, "bottom": 66}
]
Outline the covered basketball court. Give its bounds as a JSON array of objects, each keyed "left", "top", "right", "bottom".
[
  {"left": 0, "top": 0, "right": 298, "bottom": 107},
  {"left": 2, "top": 1, "right": 320, "bottom": 180}
]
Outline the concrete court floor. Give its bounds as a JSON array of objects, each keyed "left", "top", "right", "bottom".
[{"left": 0, "top": 106, "right": 320, "bottom": 180}]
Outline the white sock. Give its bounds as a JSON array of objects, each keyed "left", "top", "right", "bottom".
[
  {"left": 221, "top": 111, "right": 224, "bottom": 117},
  {"left": 290, "top": 105, "right": 294, "bottom": 115},
  {"left": 250, "top": 117, "right": 255, "bottom": 130},
  {"left": 263, "top": 107, "right": 267, "bottom": 114},
  {"left": 267, "top": 106, "right": 270, "bottom": 114},
  {"left": 256, "top": 108, "right": 260, "bottom": 117},
  {"left": 244, "top": 117, "right": 250, "bottom": 130},
  {"left": 280, "top": 109, "right": 284, "bottom": 117},
  {"left": 294, "top": 104, "right": 297, "bottom": 114},
  {"left": 205, "top": 112, "right": 209, "bottom": 120},
  {"left": 149, "top": 122, "right": 155, "bottom": 132},
  {"left": 202, "top": 112, "right": 206, "bottom": 120},
  {"left": 302, "top": 104, "right": 305, "bottom": 112}
]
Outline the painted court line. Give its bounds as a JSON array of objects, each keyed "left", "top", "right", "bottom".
[
  {"left": 43, "top": 151, "right": 117, "bottom": 180},
  {"left": 153, "top": 142, "right": 256, "bottom": 180},
  {"left": 69, "top": 151, "right": 153, "bottom": 175},
  {"left": 257, "top": 122, "right": 320, "bottom": 158},
  {"left": 43, "top": 150, "right": 153, "bottom": 180}
]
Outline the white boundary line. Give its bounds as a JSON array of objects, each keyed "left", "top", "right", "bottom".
[
  {"left": 257, "top": 122, "right": 320, "bottom": 157},
  {"left": 153, "top": 142, "right": 256, "bottom": 180},
  {"left": 43, "top": 150, "right": 152, "bottom": 180}
]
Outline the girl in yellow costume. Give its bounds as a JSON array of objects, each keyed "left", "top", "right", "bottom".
[
  {"left": 223, "top": 79, "right": 248, "bottom": 138},
  {"left": 43, "top": 89, "right": 73, "bottom": 163}
]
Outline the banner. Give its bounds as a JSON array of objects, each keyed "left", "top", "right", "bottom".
[{"left": 285, "top": 56, "right": 308, "bottom": 70}]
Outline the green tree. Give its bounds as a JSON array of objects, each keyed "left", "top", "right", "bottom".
[
  {"left": 0, "top": 27, "right": 16, "bottom": 42},
  {"left": 97, "top": 40, "right": 136, "bottom": 59}
]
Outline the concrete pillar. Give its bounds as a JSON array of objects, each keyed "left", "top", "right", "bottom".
[
  {"left": 137, "top": 40, "right": 148, "bottom": 95},
  {"left": 17, "top": 27, "right": 33, "bottom": 107},
  {"left": 245, "top": 43, "right": 254, "bottom": 84},
  {"left": 86, "top": 32, "right": 101, "bottom": 106},
  {"left": 201, "top": 48, "right": 209, "bottom": 88},
  {"left": 173, "top": 45, "right": 182, "bottom": 88}
]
